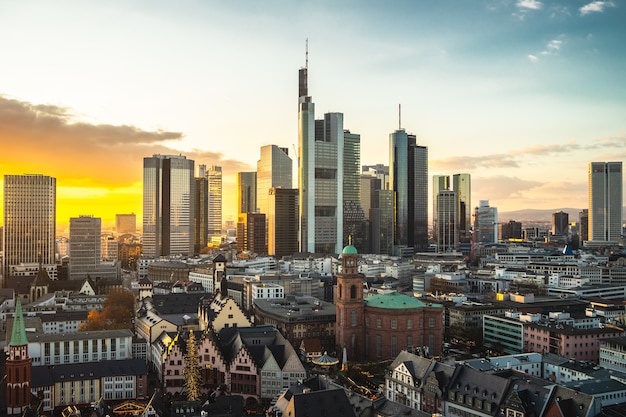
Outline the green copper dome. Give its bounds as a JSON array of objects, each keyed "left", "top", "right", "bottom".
[{"left": 342, "top": 245, "right": 358, "bottom": 255}]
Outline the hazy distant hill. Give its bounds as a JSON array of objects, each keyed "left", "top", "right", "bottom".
[{"left": 498, "top": 208, "right": 583, "bottom": 223}]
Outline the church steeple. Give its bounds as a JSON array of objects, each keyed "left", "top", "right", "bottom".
[{"left": 9, "top": 297, "right": 28, "bottom": 347}]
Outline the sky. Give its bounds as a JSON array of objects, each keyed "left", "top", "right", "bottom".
[{"left": 0, "top": 0, "right": 625, "bottom": 233}]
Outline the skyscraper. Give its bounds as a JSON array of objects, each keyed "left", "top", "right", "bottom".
[
  {"left": 298, "top": 55, "right": 343, "bottom": 254},
  {"left": 257, "top": 145, "right": 292, "bottom": 215},
  {"left": 3, "top": 174, "right": 56, "bottom": 284},
  {"left": 236, "top": 212, "right": 266, "bottom": 255},
  {"left": 552, "top": 211, "right": 569, "bottom": 237},
  {"left": 588, "top": 162, "right": 623, "bottom": 244},
  {"left": 194, "top": 165, "right": 209, "bottom": 254},
  {"left": 432, "top": 175, "right": 450, "bottom": 243},
  {"left": 268, "top": 187, "right": 298, "bottom": 258},
  {"left": 236, "top": 171, "right": 257, "bottom": 214},
  {"left": 436, "top": 190, "right": 458, "bottom": 252},
  {"left": 343, "top": 130, "right": 368, "bottom": 252},
  {"left": 453, "top": 173, "right": 471, "bottom": 243},
  {"left": 474, "top": 200, "right": 498, "bottom": 244},
  {"left": 389, "top": 129, "right": 428, "bottom": 252},
  {"left": 69, "top": 215, "right": 101, "bottom": 280},
  {"left": 143, "top": 154, "right": 195, "bottom": 258},
  {"left": 207, "top": 165, "right": 223, "bottom": 240}
]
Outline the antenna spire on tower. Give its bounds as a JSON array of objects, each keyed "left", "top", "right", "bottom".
[
  {"left": 306, "top": 38, "right": 308, "bottom": 69},
  {"left": 398, "top": 103, "right": 402, "bottom": 130}
]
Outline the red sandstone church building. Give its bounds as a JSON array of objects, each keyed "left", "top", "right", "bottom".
[{"left": 335, "top": 244, "right": 444, "bottom": 362}]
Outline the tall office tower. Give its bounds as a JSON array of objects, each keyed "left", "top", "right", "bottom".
[
  {"left": 257, "top": 145, "right": 292, "bottom": 215},
  {"left": 580, "top": 209, "right": 589, "bottom": 242},
  {"left": 453, "top": 173, "right": 471, "bottom": 243},
  {"left": 389, "top": 129, "right": 428, "bottom": 251},
  {"left": 362, "top": 164, "right": 389, "bottom": 190},
  {"left": 115, "top": 213, "right": 136, "bottom": 235},
  {"left": 376, "top": 189, "right": 395, "bottom": 255},
  {"left": 298, "top": 55, "right": 343, "bottom": 254},
  {"left": 143, "top": 154, "right": 195, "bottom": 258},
  {"left": 3, "top": 174, "right": 56, "bottom": 283},
  {"left": 343, "top": 131, "right": 368, "bottom": 252},
  {"left": 69, "top": 216, "right": 101, "bottom": 280},
  {"left": 194, "top": 166, "right": 209, "bottom": 254},
  {"left": 432, "top": 175, "right": 450, "bottom": 242},
  {"left": 236, "top": 212, "right": 266, "bottom": 255},
  {"left": 436, "top": 190, "right": 458, "bottom": 252},
  {"left": 552, "top": 211, "right": 569, "bottom": 237},
  {"left": 207, "top": 165, "right": 223, "bottom": 240},
  {"left": 237, "top": 172, "right": 257, "bottom": 214},
  {"left": 474, "top": 200, "right": 498, "bottom": 244},
  {"left": 588, "top": 162, "right": 623, "bottom": 244},
  {"left": 268, "top": 188, "right": 298, "bottom": 258}
]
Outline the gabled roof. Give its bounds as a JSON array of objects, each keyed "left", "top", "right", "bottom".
[{"left": 9, "top": 297, "right": 29, "bottom": 346}]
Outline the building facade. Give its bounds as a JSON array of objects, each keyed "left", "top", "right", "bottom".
[
  {"left": 298, "top": 57, "right": 343, "bottom": 254},
  {"left": 194, "top": 165, "right": 209, "bottom": 254},
  {"left": 389, "top": 129, "right": 428, "bottom": 251},
  {"left": 115, "top": 213, "right": 136, "bottom": 235},
  {"left": 237, "top": 171, "right": 257, "bottom": 215},
  {"left": 69, "top": 216, "right": 101, "bottom": 280},
  {"left": 257, "top": 145, "right": 292, "bottom": 216},
  {"left": 142, "top": 155, "right": 195, "bottom": 258},
  {"left": 3, "top": 174, "right": 56, "bottom": 285},
  {"left": 588, "top": 161, "right": 622, "bottom": 244},
  {"left": 268, "top": 188, "right": 298, "bottom": 258},
  {"left": 436, "top": 190, "right": 458, "bottom": 252},
  {"left": 453, "top": 173, "right": 471, "bottom": 243},
  {"left": 207, "top": 165, "right": 223, "bottom": 240}
]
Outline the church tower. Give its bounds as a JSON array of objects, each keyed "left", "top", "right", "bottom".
[
  {"left": 6, "top": 297, "right": 32, "bottom": 415},
  {"left": 335, "top": 240, "right": 365, "bottom": 361}
]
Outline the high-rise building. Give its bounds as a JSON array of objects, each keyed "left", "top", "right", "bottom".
[
  {"left": 115, "top": 213, "right": 136, "bottom": 235},
  {"left": 207, "top": 165, "right": 223, "bottom": 239},
  {"left": 389, "top": 129, "right": 428, "bottom": 251},
  {"left": 298, "top": 56, "right": 343, "bottom": 254},
  {"left": 257, "top": 145, "right": 292, "bottom": 215},
  {"left": 552, "top": 211, "right": 569, "bottom": 237},
  {"left": 143, "top": 154, "right": 195, "bottom": 258},
  {"left": 237, "top": 171, "right": 257, "bottom": 215},
  {"left": 236, "top": 212, "right": 266, "bottom": 255},
  {"left": 343, "top": 131, "right": 368, "bottom": 252},
  {"left": 376, "top": 189, "right": 395, "bottom": 255},
  {"left": 432, "top": 175, "right": 450, "bottom": 243},
  {"left": 580, "top": 209, "right": 589, "bottom": 242},
  {"left": 453, "top": 173, "right": 471, "bottom": 243},
  {"left": 588, "top": 162, "right": 623, "bottom": 244},
  {"left": 436, "top": 190, "right": 458, "bottom": 252},
  {"left": 268, "top": 187, "right": 298, "bottom": 258},
  {"left": 474, "top": 200, "right": 498, "bottom": 244},
  {"left": 3, "top": 174, "right": 56, "bottom": 283},
  {"left": 500, "top": 220, "right": 523, "bottom": 241},
  {"left": 69, "top": 215, "right": 101, "bottom": 280},
  {"left": 194, "top": 165, "right": 209, "bottom": 254}
]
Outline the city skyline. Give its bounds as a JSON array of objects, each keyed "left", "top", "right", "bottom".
[{"left": 1, "top": 1, "right": 625, "bottom": 230}]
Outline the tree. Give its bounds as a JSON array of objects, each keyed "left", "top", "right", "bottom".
[
  {"left": 183, "top": 330, "right": 201, "bottom": 401},
  {"left": 80, "top": 288, "right": 135, "bottom": 331}
]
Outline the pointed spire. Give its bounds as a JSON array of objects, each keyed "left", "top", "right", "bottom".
[{"left": 9, "top": 297, "right": 29, "bottom": 347}]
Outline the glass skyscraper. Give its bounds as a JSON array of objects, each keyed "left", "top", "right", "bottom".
[
  {"left": 588, "top": 161, "right": 623, "bottom": 244},
  {"left": 143, "top": 154, "right": 195, "bottom": 258},
  {"left": 3, "top": 174, "right": 56, "bottom": 284},
  {"left": 389, "top": 129, "right": 428, "bottom": 251},
  {"left": 69, "top": 215, "right": 101, "bottom": 280},
  {"left": 257, "top": 145, "right": 292, "bottom": 216},
  {"left": 298, "top": 58, "right": 343, "bottom": 254},
  {"left": 207, "top": 165, "right": 223, "bottom": 239},
  {"left": 237, "top": 171, "right": 257, "bottom": 214}
]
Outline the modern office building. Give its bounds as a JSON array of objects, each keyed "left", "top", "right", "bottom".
[
  {"left": 552, "top": 210, "right": 569, "bottom": 237},
  {"left": 115, "top": 213, "right": 136, "bottom": 235},
  {"left": 580, "top": 208, "right": 589, "bottom": 242},
  {"left": 588, "top": 161, "right": 622, "bottom": 244},
  {"left": 474, "top": 200, "right": 498, "bottom": 244},
  {"left": 500, "top": 220, "right": 523, "bottom": 241},
  {"left": 389, "top": 129, "right": 428, "bottom": 251},
  {"left": 69, "top": 216, "right": 101, "bottom": 280},
  {"left": 142, "top": 154, "right": 195, "bottom": 258},
  {"left": 453, "top": 173, "right": 471, "bottom": 243},
  {"left": 436, "top": 190, "right": 458, "bottom": 252},
  {"left": 343, "top": 130, "right": 368, "bottom": 252},
  {"left": 194, "top": 165, "right": 209, "bottom": 254},
  {"left": 3, "top": 174, "right": 56, "bottom": 284},
  {"left": 432, "top": 175, "right": 450, "bottom": 243},
  {"left": 297, "top": 56, "right": 343, "bottom": 254},
  {"left": 237, "top": 171, "right": 257, "bottom": 215},
  {"left": 483, "top": 314, "right": 525, "bottom": 355},
  {"left": 268, "top": 187, "right": 298, "bottom": 258},
  {"left": 207, "top": 165, "right": 223, "bottom": 239},
  {"left": 236, "top": 212, "right": 266, "bottom": 255},
  {"left": 257, "top": 145, "right": 292, "bottom": 216}
]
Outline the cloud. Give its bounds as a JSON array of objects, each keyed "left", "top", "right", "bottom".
[
  {"left": 0, "top": 95, "right": 252, "bottom": 225},
  {"left": 528, "top": 54, "right": 539, "bottom": 62},
  {"left": 517, "top": 0, "right": 542, "bottom": 10},
  {"left": 580, "top": 1, "right": 615, "bottom": 15}
]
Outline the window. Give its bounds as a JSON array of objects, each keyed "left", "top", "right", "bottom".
[
  {"left": 429, "top": 317, "right": 435, "bottom": 327},
  {"left": 350, "top": 285, "right": 357, "bottom": 299},
  {"left": 391, "top": 319, "right": 397, "bottom": 329},
  {"left": 376, "top": 318, "right": 382, "bottom": 329},
  {"left": 407, "top": 319, "right": 413, "bottom": 329},
  {"left": 351, "top": 310, "right": 357, "bottom": 327}
]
